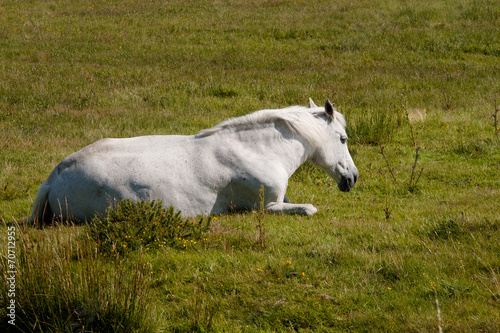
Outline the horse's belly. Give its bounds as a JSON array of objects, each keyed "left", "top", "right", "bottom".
[{"left": 47, "top": 142, "right": 221, "bottom": 219}]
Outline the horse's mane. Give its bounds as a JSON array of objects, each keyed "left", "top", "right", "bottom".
[{"left": 197, "top": 105, "right": 346, "bottom": 146}]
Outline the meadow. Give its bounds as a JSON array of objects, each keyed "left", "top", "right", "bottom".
[{"left": 1, "top": 0, "right": 499, "bottom": 331}]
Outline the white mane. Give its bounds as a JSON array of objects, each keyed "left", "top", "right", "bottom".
[{"left": 197, "top": 105, "right": 346, "bottom": 147}]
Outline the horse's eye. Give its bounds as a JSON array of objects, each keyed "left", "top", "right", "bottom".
[{"left": 340, "top": 136, "right": 347, "bottom": 144}]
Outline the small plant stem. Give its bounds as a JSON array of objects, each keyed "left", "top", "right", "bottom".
[
  {"left": 380, "top": 146, "right": 397, "bottom": 183},
  {"left": 384, "top": 177, "right": 391, "bottom": 221},
  {"left": 493, "top": 98, "right": 499, "bottom": 136},
  {"left": 405, "top": 109, "right": 417, "bottom": 147},
  {"left": 408, "top": 147, "right": 423, "bottom": 191},
  {"left": 436, "top": 295, "right": 443, "bottom": 333},
  {"left": 441, "top": 88, "right": 451, "bottom": 112},
  {"left": 256, "top": 185, "right": 267, "bottom": 249}
]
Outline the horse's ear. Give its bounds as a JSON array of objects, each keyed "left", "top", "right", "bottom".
[
  {"left": 309, "top": 98, "right": 318, "bottom": 108},
  {"left": 325, "top": 99, "right": 335, "bottom": 121}
]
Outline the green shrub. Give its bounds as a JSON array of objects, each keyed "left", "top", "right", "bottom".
[{"left": 87, "top": 200, "right": 211, "bottom": 256}]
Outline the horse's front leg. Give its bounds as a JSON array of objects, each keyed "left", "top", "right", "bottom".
[{"left": 265, "top": 202, "right": 317, "bottom": 216}]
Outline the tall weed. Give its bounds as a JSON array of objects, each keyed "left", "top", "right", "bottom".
[
  {"left": 346, "top": 106, "right": 404, "bottom": 145},
  {"left": 0, "top": 220, "right": 157, "bottom": 333}
]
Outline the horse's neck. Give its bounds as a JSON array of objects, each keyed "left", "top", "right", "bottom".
[{"left": 225, "top": 124, "right": 314, "bottom": 176}]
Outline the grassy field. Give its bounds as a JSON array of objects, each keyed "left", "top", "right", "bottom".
[{"left": 1, "top": 0, "right": 500, "bottom": 331}]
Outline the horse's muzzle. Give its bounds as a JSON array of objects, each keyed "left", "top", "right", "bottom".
[{"left": 337, "top": 169, "right": 358, "bottom": 192}]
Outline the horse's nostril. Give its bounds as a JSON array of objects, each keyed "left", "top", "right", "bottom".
[{"left": 352, "top": 168, "right": 359, "bottom": 185}]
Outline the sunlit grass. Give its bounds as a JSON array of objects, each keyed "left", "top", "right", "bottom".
[{"left": 1, "top": 0, "right": 499, "bottom": 331}]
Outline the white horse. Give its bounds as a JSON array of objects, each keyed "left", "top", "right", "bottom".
[{"left": 30, "top": 99, "right": 358, "bottom": 222}]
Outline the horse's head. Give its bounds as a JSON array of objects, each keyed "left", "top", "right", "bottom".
[{"left": 310, "top": 99, "right": 358, "bottom": 192}]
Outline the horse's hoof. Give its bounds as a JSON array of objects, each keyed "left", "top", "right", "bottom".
[{"left": 302, "top": 205, "right": 317, "bottom": 216}]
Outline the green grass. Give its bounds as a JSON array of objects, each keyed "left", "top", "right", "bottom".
[{"left": 1, "top": 0, "right": 500, "bottom": 331}]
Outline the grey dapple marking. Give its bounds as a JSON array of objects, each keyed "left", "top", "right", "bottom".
[{"left": 30, "top": 99, "right": 358, "bottom": 222}]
